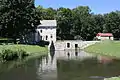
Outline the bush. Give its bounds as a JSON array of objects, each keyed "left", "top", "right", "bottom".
[
  {"left": 17, "top": 49, "right": 29, "bottom": 59},
  {"left": 0, "top": 49, "right": 29, "bottom": 61}
]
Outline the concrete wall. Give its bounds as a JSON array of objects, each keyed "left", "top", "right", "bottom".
[{"left": 54, "top": 40, "right": 99, "bottom": 50}]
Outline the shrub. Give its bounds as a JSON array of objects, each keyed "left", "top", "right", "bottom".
[
  {"left": 17, "top": 49, "right": 29, "bottom": 59},
  {"left": 0, "top": 49, "right": 28, "bottom": 61}
]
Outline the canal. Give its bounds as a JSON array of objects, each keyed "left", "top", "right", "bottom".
[{"left": 0, "top": 50, "right": 120, "bottom": 80}]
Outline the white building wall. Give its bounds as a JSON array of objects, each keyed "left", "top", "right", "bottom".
[
  {"left": 96, "top": 36, "right": 114, "bottom": 40},
  {"left": 37, "top": 27, "right": 56, "bottom": 43},
  {"left": 55, "top": 40, "right": 99, "bottom": 50}
]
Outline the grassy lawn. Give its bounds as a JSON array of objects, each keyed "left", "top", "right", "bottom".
[
  {"left": 104, "top": 77, "right": 120, "bottom": 80},
  {"left": 0, "top": 44, "right": 48, "bottom": 55},
  {"left": 85, "top": 40, "right": 120, "bottom": 58}
]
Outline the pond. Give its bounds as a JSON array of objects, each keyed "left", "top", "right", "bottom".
[{"left": 0, "top": 50, "right": 120, "bottom": 80}]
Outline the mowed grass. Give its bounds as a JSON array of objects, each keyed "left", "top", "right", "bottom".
[
  {"left": 0, "top": 44, "right": 48, "bottom": 54},
  {"left": 104, "top": 77, "right": 120, "bottom": 80},
  {"left": 85, "top": 40, "right": 120, "bottom": 58}
]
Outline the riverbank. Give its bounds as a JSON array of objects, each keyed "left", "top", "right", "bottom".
[
  {"left": 85, "top": 40, "right": 120, "bottom": 58},
  {"left": 104, "top": 77, "right": 120, "bottom": 80},
  {"left": 0, "top": 44, "right": 48, "bottom": 53},
  {"left": 0, "top": 44, "right": 48, "bottom": 61}
]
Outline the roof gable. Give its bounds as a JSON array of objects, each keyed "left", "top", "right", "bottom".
[
  {"left": 38, "top": 20, "right": 57, "bottom": 27},
  {"left": 97, "top": 33, "right": 113, "bottom": 37}
]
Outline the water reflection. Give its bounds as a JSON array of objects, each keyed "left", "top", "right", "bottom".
[
  {"left": 98, "top": 56, "right": 113, "bottom": 64},
  {"left": 0, "top": 50, "right": 120, "bottom": 80},
  {"left": 75, "top": 49, "right": 78, "bottom": 59},
  {"left": 67, "top": 52, "right": 70, "bottom": 59},
  {"left": 50, "top": 50, "right": 55, "bottom": 63},
  {"left": 57, "top": 58, "right": 120, "bottom": 80}
]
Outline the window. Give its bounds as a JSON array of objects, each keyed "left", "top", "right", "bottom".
[
  {"left": 75, "top": 44, "right": 78, "bottom": 48},
  {"left": 67, "top": 43, "right": 70, "bottom": 48},
  {"left": 40, "top": 30, "right": 42, "bottom": 33},
  {"left": 46, "top": 35, "right": 48, "bottom": 40},
  {"left": 51, "top": 34, "right": 53, "bottom": 38}
]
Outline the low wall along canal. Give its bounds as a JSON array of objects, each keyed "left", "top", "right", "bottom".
[{"left": 53, "top": 40, "right": 99, "bottom": 50}]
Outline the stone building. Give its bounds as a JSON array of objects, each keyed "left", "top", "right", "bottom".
[
  {"left": 37, "top": 20, "right": 57, "bottom": 43},
  {"left": 26, "top": 20, "right": 57, "bottom": 45}
]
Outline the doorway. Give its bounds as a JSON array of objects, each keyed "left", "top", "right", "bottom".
[{"left": 75, "top": 44, "right": 78, "bottom": 48}]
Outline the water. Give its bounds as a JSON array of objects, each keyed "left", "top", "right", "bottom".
[{"left": 0, "top": 50, "right": 120, "bottom": 80}]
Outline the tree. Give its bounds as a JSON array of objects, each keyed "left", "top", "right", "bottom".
[
  {"left": 56, "top": 7, "right": 73, "bottom": 40},
  {"left": 36, "top": 6, "right": 56, "bottom": 20},
  {"left": 104, "top": 11, "right": 120, "bottom": 39},
  {"left": 72, "top": 6, "right": 94, "bottom": 40},
  {"left": 92, "top": 14, "right": 104, "bottom": 33},
  {"left": 0, "top": 0, "right": 40, "bottom": 43}
]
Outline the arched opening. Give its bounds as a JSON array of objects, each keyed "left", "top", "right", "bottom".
[{"left": 67, "top": 43, "right": 70, "bottom": 48}]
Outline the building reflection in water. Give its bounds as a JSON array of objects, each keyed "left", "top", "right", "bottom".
[
  {"left": 50, "top": 50, "right": 55, "bottom": 64},
  {"left": 97, "top": 56, "right": 113, "bottom": 64},
  {"left": 36, "top": 50, "right": 116, "bottom": 80},
  {"left": 36, "top": 50, "right": 96, "bottom": 80},
  {"left": 75, "top": 49, "right": 78, "bottom": 58},
  {"left": 67, "top": 52, "right": 70, "bottom": 59}
]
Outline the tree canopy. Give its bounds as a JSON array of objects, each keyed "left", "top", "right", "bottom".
[{"left": 0, "top": 0, "right": 40, "bottom": 43}]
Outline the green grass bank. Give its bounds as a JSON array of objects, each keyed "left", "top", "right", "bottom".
[
  {"left": 85, "top": 40, "right": 120, "bottom": 58},
  {"left": 0, "top": 45, "right": 48, "bottom": 53},
  {"left": 104, "top": 77, "right": 120, "bottom": 80},
  {"left": 0, "top": 45, "right": 48, "bottom": 61}
]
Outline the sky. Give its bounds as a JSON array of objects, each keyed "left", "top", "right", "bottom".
[{"left": 35, "top": 0, "right": 120, "bottom": 14}]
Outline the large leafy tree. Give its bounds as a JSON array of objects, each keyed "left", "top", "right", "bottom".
[
  {"left": 0, "top": 0, "right": 40, "bottom": 43},
  {"left": 104, "top": 11, "right": 120, "bottom": 39},
  {"left": 56, "top": 7, "right": 73, "bottom": 40},
  {"left": 36, "top": 6, "right": 56, "bottom": 20},
  {"left": 72, "top": 6, "right": 94, "bottom": 40}
]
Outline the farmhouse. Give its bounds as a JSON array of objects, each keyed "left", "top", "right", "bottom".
[{"left": 96, "top": 33, "right": 114, "bottom": 40}]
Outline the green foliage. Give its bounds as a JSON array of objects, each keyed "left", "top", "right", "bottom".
[
  {"left": 36, "top": 5, "right": 56, "bottom": 20},
  {"left": 0, "top": 44, "right": 48, "bottom": 54},
  {"left": 56, "top": 7, "right": 74, "bottom": 40},
  {"left": 0, "top": 49, "right": 28, "bottom": 61},
  {"left": 0, "top": 0, "right": 40, "bottom": 43},
  {"left": 104, "top": 12, "right": 120, "bottom": 39}
]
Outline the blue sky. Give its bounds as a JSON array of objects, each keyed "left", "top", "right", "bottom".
[{"left": 35, "top": 0, "right": 120, "bottom": 14}]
